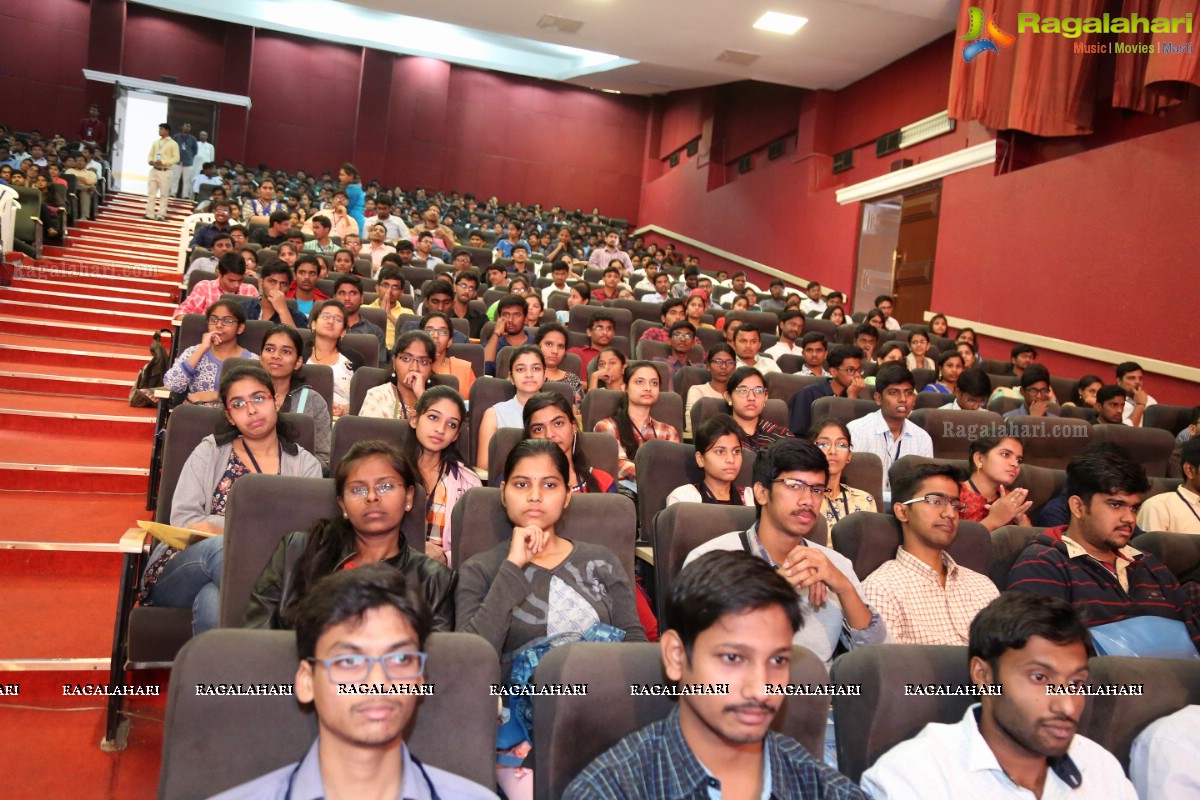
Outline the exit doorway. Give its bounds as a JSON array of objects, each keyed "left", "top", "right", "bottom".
[{"left": 852, "top": 183, "right": 942, "bottom": 325}]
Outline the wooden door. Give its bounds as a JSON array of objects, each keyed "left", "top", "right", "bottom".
[{"left": 892, "top": 187, "right": 941, "bottom": 325}]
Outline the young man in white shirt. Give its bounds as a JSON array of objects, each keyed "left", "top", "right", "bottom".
[
  {"left": 212, "top": 566, "right": 496, "bottom": 800},
  {"left": 874, "top": 294, "right": 902, "bottom": 331},
  {"left": 732, "top": 323, "right": 781, "bottom": 374},
  {"left": 847, "top": 362, "right": 934, "bottom": 502},
  {"left": 1117, "top": 361, "right": 1157, "bottom": 426},
  {"left": 797, "top": 332, "right": 831, "bottom": 378},
  {"left": 640, "top": 271, "right": 673, "bottom": 304},
  {"left": 1136, "top": 438, "right": 1200, "bottom": 534},
  {"left": 798, "top": 281, "right": 827, "bottom": 316},
  {"left": 862, "top": 463, "right": 1000, "bottom": 645},
  {"left": 682, "top": 438, "right": 887, "bottom": 666},
  {"left": 764, "top": 310, "right": 804, "bottom": 362},
  {"left": 861, "top": 592, "right": 1137, "bottom": 799}
]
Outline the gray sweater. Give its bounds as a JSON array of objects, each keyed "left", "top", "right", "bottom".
[
  {"left": 456, "top": 539, "right": 646, "bottom": 658},
  {"left": 170, "top": 435, "right": 323, "bottom": 530}
]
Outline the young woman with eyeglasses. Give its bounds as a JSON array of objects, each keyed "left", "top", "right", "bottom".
[
  {"left": 304, "top": 298, "right": 363, "bottom": 418},
  {"left": 260, "top": 325, "right": 332, "bottom": 472},
  {"left": 398, "top": 386, "right": 481, "bottom": 566},
  {"left": 725, "top": 366, "right": 792, "bottom": 452},
  {"left": 420, "top": 311, "right": 475, "bottom": 398},
  {"left": 684, "top": 343, "right": 737, "bottom": 430},
  {"left": 143, "top": 365, "right": 323, "bottom": 634},
  {"left": 456, "top": 438, "right": 646, "bottom": 798},
  {"left": 594, "top": 361, "right": 681, "bottom": 488},
  {"left": 477, "top": 346, "right": 546, "bottom": 471},
  {"left": 666, "top": 414, "right": 754, "bottom": 506},
  {"left": 534, "top": 322, "right": 582, "bottom": 403},
  {"left": 360, "top": 330, "right": 436, "bottom": 420},
  {"left": 808, "top": 416, "right": 877, "bottom": 540},
  {"left": 163, "top": 299, "right": 258, "bottom": 406},
  {"left": 960, "top": 434, "right": 1033, "bottom": 531},
  {"left": 243, "top": 439, "right": 455, "bottom": 630}
]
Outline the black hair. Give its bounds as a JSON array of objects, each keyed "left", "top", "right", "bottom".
[
  {"left": 209, "top": 232, "right": 233, "bottom": 248},
  {"left": 906, "top": 328, "right": 930, "bottom": 344},
  {"left": 424, "top": 281, "right": 453, "bottom": 300},
  {"left": 873, "top": 294, "right": 894, "bottom": 306},
  {"left": 216, "top": 363, "right": 297, "bottom": 448},
  {"left": 660, "top": 297, "right": 684, "bottom": 318},
  {"left": 1095, "top": 385, "right": 1126, "bottom": 407},
  {"left": 216, "top": 251, "right": 247, "bottom": 276},
  {"left": 406, "top": 385, "right": 469, "bottom": 470},
  {"left": 204, "top": 297, "right": 247, "bottom": 326},
  {"left": 1019, "top": 363, "right": 1051, "bottom": 390},
  {"left": 807, "top": 415, "right": 851, "bottom": 443},
  {"left": 1064, "top": 443, "right": 1150, "bottom": 505},
  {"left": 502, "top": 438, "right": 570, "bottom": 495},
  {"left": 800, "top": 331, "right": 827, "bottom": 348},
  {"left": 268, "top": 209, "right": 291, "bottom": 227},
  {"left": 1115, "top": 361, "right": 1144, "bottom": 380},
  {"left": 455, "top": 268, "right": 481, "bottom": 287},
  {"left": 874, "top": 362, "right": 915, "bottom": 394},
  {"left": 294, "top": 253, "right": 321, "bottom": 271},
  {"left": 928, "top": 313, "right": 949, "bottom": 333},
  {"left": 259, "top": 260, "right": 293, "bottom": 282},
  {"left": 310, "top": 214, "right": 331, "bottom": 230},
  {"left": 507, "top": 344, "right": 545, "bottom": 385},
  {"left": 376, "top": 265, "right": 404, "bottom": 286},
  {"left": 853, "top": 323, "right": 879, "bottom": 342},
  {"left": 668, "top": 320, "right": 696, "bottom": 338},
  {"left": 570, "top": 281, "right": 592, "bottom": 303},
  {"left": 937, "top": 348, "right": 963, "bottom": 372},
  {"left": 695, "top": 413, "right": 744, "bottom": 455},
  {"left": 968, "top": 592, "right": 1092, "bottom": 673},
  {"left": 332, "top": 274, "right": 363, "bottom": 295},
  {"left": 752, "top": 438, "right": 829, "bottom": 509},
  {"left": 391, "top": 329, "right": 436, "bottom": 361},
  {"left": 957, "top": 367, "right": 992, "bottom": 399},
  {"left": 969, "top": 434, "right": 1023, "bottom": 475},
  {"left": 734, "top": 322, "right": 760, "bottom": 340},
  {"left": 293, "top": 563, "right": 433, "bottom": 661},
  {"left": 588, "top": 311, "right": 616, "bottom": 329},
  {"left": 778, "top": 309, "right": 805, "bottom": 326},
  {"left": 706, "top": 342, "right": 736, "bottom": 365},
  {"left": 611, "top": 361, "right": 662, "bottom": 461},
  {"left": 667, "top": 551, "right": 803, "bottom": 658},
  {"left": 1181, "top": 438, "right": 1200, "bottom": 471},
  {"left": 891, "top": 462, "right": 964, "bottom": 505},
  {"left": 1188, "top": 406, "right": 1200, "bottom": 427},
  {"left": 1010, "top": 343, "right": 1038, "bottom": 359},
  {"left": 535, "top": 321, "right": 569, "bottom": 346},
  {"left": 1069, "top": 375, "right": 1103, "bottom": 406},
  {"left": 284, "top": 440, "right": 419, "bottom": 627},
  {"left": 827, "top": 345, "right": 862, "bottom": 369},
  {"left": 726, "top": 366, "right": 764, "bottom": 399},
  {"left": 496, "top": 293, "right": 527, "bottom": 315},
  {"left": 522, "top": 392, "right": 601, "bottom": 492}
]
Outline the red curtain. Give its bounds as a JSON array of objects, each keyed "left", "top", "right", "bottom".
[
  {"left": 949, "top": 0, "right": 1106, "bottom": 136},
  {"left": 1113, "top": 0, "right": 1200, "bottom": 112}
]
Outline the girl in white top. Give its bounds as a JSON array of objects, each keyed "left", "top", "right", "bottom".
[
  {"left": 684, "top": 343, "right": 737, "bottom": 431},
  {"left": 904, "top": 329, "right": 936, "bottom": 371},
  {"left": 360, "top": 331, "right": 435, "bottom": 420},
  {"left": 304, "top": 299, "right": 360, "bottom": 418},
  {"left": 476, "top": 346, "right": 545, "bottom": 471},
  {"left": 666, "top": 414, "right": 754, "bottom": 506},
  {"left": 809, "top": 417, "right": 877, "bottom": 543}
]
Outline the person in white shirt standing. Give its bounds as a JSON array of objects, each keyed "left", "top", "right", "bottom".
[
  {"left": 194, "top": 131, "right": 215, "bottom": 171},
  {"left": 847, "top": 363, "right": 933, "bottom": 502},
  {"left": 861, "top": 591, "right": 1137, "bottom": 800},
  {"left": 145, "top": 123, "right": 179, "bottom": 221}
]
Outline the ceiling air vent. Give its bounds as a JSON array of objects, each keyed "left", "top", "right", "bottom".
[
  {"left": 669, "top": 152, "right": 680, "bottom": 167},
  {"left": 686, "top": 139, "right": 699, "bottom": 156},
  {"left": 767, "top": 139, "right": 785, "bottom": 160},
  {"left": 537, "top": 14, "right": 584, "bottom": 33},
  {"left": 717, "top": 49, "right": 761, "bottom": 66},
  {"left": 875, "top": 130, "right": 902, "bottom": 158}
]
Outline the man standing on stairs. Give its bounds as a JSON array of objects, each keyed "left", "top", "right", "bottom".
[
  {"left": 172, "top": 122, "right": 199, "bottom": 200},
  {"left": 145, "top": 123, "right": 179, "bottom": 221}
]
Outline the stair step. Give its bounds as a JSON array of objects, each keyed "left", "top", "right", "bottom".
[
  {"left": 0, "top": 300, "right": 172, "bottom": 330},
  {"left": 0, "top": 315, "right": 172, "bottom": 349},
  {"left": 41, "top": 245, "right": 176, "bottom": 268},
  {"left": 0, "top": 393, "right": 156, "bottom": 436},
  {"left": 4, "top": 259, "right": 181, "bottom": 286},
  {"left": 0, "top": 430, "right": 150, "bottom": 492},
  {"left": 0, "top": 550, "right": 122, "bottom": 660},
  {"left": 76, "top": 218, "right": 181, "bottom": 242},
  {"left": 0, "top": 287, "right": 177, "bottom": 315},
  {"left": 0, "top": 339, "right": 147, "bottom": 371},
  {"left": 0, "top": 369, "right": 135, "bottom": 400},
  {"left": 13, "top": 278, "right": 177, "bottom": 303},
  {"left": 0, "top": 490, "right": 148, "bottom": 546}
]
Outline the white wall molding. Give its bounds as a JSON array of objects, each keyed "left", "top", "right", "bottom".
[
  {"left": 835, "top": 140, "right": 997, "bottom": 205},
  {"left": 633, "top": 224, "right": 810, "bottom": 289},
  {"left": 83, "top": 70, "right": 252, "bottom": 108}
]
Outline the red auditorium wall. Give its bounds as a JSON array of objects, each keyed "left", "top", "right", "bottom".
[{"left": 0, "top": 0, "right": 91, "bottom": 137}]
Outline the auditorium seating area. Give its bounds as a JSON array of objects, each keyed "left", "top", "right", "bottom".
[{"left": 3, "top": 94, "right": 1199, "bottom": 798}]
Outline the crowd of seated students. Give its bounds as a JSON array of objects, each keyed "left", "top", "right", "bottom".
[{"left": 146, "top": 162, "right": 1200, "bottom": 797}]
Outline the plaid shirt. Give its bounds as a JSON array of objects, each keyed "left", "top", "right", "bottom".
[
  {"left": 862, "top": 548, "right": 999, "bottom": 645},
  {"left": 563, "top": 706, "right": 867, "bottom": 799},
  {"left": 594, "top": 416, "right": 680, "bottom": 480},
  {"left": 175, "top": 279, "right": 258, "bottom": 318},
  {"left": 740, "top": 418, "right": 793, "bottom": 453}
]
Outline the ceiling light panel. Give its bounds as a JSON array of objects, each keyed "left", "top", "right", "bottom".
[{"left": 753, "top": 11, "right": 808, "bottom": 35}]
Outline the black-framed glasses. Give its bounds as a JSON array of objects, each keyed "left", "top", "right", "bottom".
[
  {"left": 306, "top": 651, "right": 427, "bottom": 683},
  {"left": 900, "top": 494, "right": 965, "bottom": 513},
  {"left": 397, "top": 354, "right": 434, "bottom": 368},
  {"left": 208, "top": 315, "right": 238, "bottom": 327},
  {"left": 772, "top": 478, "right": 829, "bottom": 496}
]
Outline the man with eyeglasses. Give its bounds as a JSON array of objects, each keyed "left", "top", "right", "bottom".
[
  {"left": 682, "top": 438, "right": 887, "bottom": 666},
  {"left": 948, "top": 367, "right": 992, "bottom": 412},
  {"left": 484, "top": 294, "right": 535, "bottom": 376},
  {"left": 847, "top": 362, "right": 933, "bottom": 502},
  {"left": 653, "top": 321, "right": 703, "bottom": 379},
  {"left": 451, "top": 269, "right": 487, "bottom": 339},
  {"left": 334, "top": 275, "right": 387, "bottom": 367},
  {"left": 568, "top": 312, "right": 617, "bottom": 381},
  {"left": 1008, "top": 445, "right": 1200, "bottom": 655},
  {"left": 862, "top": 463, "right": 999, "bottom": 645},
  {"left": 364, "top": 265, "right": 405, "bottom": 350},
  {"left": 1003, "top": 364, "right": 1059, "bottom": 419},
  {"left": 789, "top": 345, "right": 866, "bottom": 437},
  {"left": 214, "top": 566, "right": 496, "bottom": 800},
  {"left": 399, "top": 283, "right": 469, "bottom": 345},
  {"left": 174, "top": 252, "right": 259, "bottom": 320}
]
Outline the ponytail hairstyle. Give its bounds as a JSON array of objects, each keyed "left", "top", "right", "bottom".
[
  {"left": 612, "top": 361, "right": 660, "bottom": 462},
  {"left": 280, "top": 440, "right": 417, "bottom": 627},
  {"left": 523, "top": 391, "right": 600, "bottom": 492}
]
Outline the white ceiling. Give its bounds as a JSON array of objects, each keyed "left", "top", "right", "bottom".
[{"left": 136, "top": 0, "right": 959, "bottom": 95}]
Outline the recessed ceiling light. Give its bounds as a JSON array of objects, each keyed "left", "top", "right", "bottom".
[
  {"left": 753, "top": 11, "right": 808, "bottom": 35},
  {"left": 600, "top": 88, "right": 622, "bottom": 94}
]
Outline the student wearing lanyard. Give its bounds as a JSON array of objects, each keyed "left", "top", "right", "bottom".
[
  {"left": 847, "top": 362, "right": 934, "bottom": 502},
  {"left": 1137, "top": 438, "right": 1200, "bottom": 534},
  {"left": 141, "top": 366, "right": 322, "bottom": 635},
  {"left": 808, "top": 417, "right": 877, "bottom": 543},
  {"left": 665, "top": 414, "right": 754, "bottom": 506},
  {"left": 403, "top": 386, "right": 481, "bottom": 567},
  {"left": 213, "top": 566, "right": 496, "bottom": 800},
  {"left": 360, "top": 331, "right": 436, "bottom": 421}
]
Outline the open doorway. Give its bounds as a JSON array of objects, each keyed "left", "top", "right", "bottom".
[{"left": 852, "top": 183, "right": 942, "bottom": 325}]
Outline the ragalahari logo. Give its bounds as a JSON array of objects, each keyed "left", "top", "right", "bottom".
[{"left": 961, "top": 7, "right": 1017, "bottom": 62}]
